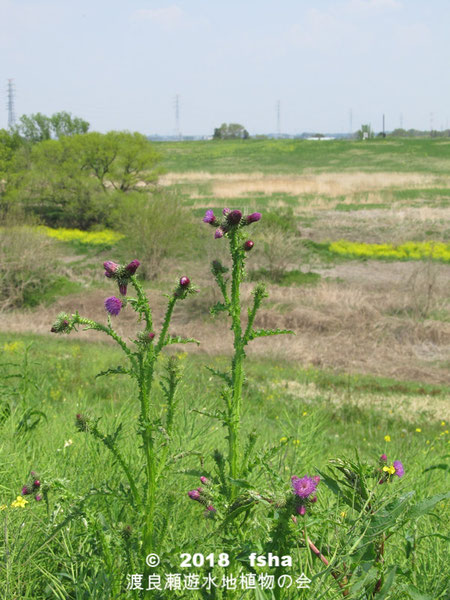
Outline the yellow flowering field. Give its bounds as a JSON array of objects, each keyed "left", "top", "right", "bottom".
[
  {"left": 329, "top": 240, "right": 450, "bottom": 263},
  {"left": 36, "top": 226, "right": 124, "bottom": 246}
]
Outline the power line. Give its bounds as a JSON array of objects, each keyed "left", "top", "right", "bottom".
[{"left": 7, "top": 79, "right": 15, "bottom": 129}]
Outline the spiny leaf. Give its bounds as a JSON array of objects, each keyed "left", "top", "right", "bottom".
[
  {"left": 95, "top": 366, "right": 130, "bottom": 378},
  {"left": 210, "top": 301, "right": 230, "bottom": 316},
  {"left": 167, "top": 335, "right": 200, "bottom": 346},
  {"left": 205, "top": 366, "right": 232, "bottom": 386},
  {"left": 248, "top": 328, "right": 294, "bottom": 341}
]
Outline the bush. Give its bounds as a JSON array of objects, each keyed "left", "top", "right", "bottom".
[
  {"left": 114, "top": 190, "right": 196, "bottom": 280},
  {"left": 0, "top": 215, "right": 61, "bottom": 310}
]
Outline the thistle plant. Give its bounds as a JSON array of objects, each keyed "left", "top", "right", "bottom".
[
  {"left": 51, "top": 259, "right": 198, "bottom": 553},
  {"left": 203, "top": 208, "right": 293, "bottom": 497}
]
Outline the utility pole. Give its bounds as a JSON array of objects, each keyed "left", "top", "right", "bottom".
[
  {"left": 276, "top": 100, "right": 281, "bottom": 138},
  {"left": 7, "top": 79, "right": 15, "bottom": 129},
  {"left": 349, "top": 108, "right": 353, "bottom": 138},
  {"left": 174, "top": 94, "right": 181, "bottom": 140},
  {"left": 400, "top": 113, "right": 403, "bottom": 129},
  {"left": 382, "top": 113, "right": 385, "bottom": 136}
]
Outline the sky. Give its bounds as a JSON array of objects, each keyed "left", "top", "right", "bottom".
[{"left": 1, "top": 0, "right": 449, "bottom": 135}]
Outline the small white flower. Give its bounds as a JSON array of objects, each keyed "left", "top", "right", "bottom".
[{"left": 64, "top": 439, "right": 73, "bottom": 448}]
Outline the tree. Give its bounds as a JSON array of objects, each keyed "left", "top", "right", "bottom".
[
  {"left": 213, "top": 123, "right": 250, "bottom": 140},
  {"left": 5, "top": 131, "right": 163, "bottom": 228},
  {"left": 14, "top": 111, "right": 89, "bottom": 143}
]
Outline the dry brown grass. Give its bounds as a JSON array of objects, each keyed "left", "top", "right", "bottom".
[
  {"left": 160, "top": 171, "right": 450, "bottom": 198},
  {"left": 2, "top": 263, "right": 448, "bottom": 388}
]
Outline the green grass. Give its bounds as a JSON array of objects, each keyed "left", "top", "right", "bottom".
[
  {"left": 156, "top": 138, "right": 450, "bottom": 175},
  {"left": 248, "top": 268, "right": 321, "bottom": 287},
  {"left": 0, "top": 333, "right": 448, "bottom": 598}
]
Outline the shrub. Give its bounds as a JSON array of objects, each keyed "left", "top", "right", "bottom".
[
  {"left": 115, "top": 190, "right": 196, "bottom": 280},
  {"left": 0, "top": 216, "right": 60, "bottom": 310}
]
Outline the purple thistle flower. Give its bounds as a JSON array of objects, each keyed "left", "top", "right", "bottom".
[
  {"left": 103, "top": 261, "right": 119, "bottom": 276},
  {"left": 104, "top": 296, "right": 122, "bottom": 316},
  {"left": 380, "top": 454, "right": 387, "bottom": 462},
  {"left": 147, "top": 332, "right": 155, "bottom": 341},
  {"left": 180, "top": 276, "right": 190, "bottom": 287},
  {"left": 200, "top": 476, "right": 210, "bottom": 485},
  {"left": 188, "top": 489, "right": 201, "bottom": 501},
  {"left": 244, "top": 240, "right": 254, "bottom": 251},
  {"left": 206, "top": 505, "right": 216, "bottom": 513},
  {"left": 291, "top": 475, "right": 318, "bottom": 499},
  {"left": 125, "top": 260, "right": 140, "bottom": 276},
  {"left": 296, "top": 505, "right": 307, "bottom": 516},
  {"left": 246, "top": 212, "right": 261, "bottom": 224},
  {"left": 203, "top": 209, "right": 218, "bottom": 225},
  {"left": 222, "top": 208, "right": 231, "bottom": 216},
  {"left": 118, "top": 283, "right": 127, "bottom": 296},
  {"left": 33, "top": 480, "right": 41, "bottom": 489},
  {"left": 393, "top": 460, "right": 404, "bottom": 478},
  {"left": 214, "top": 228, "right": 224, "bottom": 239},
  {"left": 35, "top": 495, "right": 42, "bottom": 502},
  {"left": 227, "top": 209, "right": 242, "bottom": 225}
]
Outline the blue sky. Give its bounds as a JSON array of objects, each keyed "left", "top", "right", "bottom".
[{"left": 1, "top": 0, "right": 449, "bottom": 134}]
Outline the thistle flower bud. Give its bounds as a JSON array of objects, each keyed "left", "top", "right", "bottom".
[
  {"left": 180, "top": 276, "right": 190, "bottom": 287},
  {"left": 200, "top": 476, "right": 210, "bottom": 485},
  {"left": 205, "top": 505, "right": 216, "bottom": 517},
  {"left": 122, "top": 525, "right": 133, "bottom": 539},
  {"left": 244, "top": 240, "right": 254, "bottom": 251},
  {"left": 188, "top": 489, "right": 201, "bottom": 501},
  {"left": 51, "top": 313, "right": 71, "bottom": 334},
  {"left": 227, "top": 209, "right": 242, "bottom": 225},
  {"left": 310, "top": 495, "right": 317, "bottom": 503},
  {"left": 33, "top": 480, "right": 41, "bottom": 489},
  {"left": 104, "top": 296, "right": 122, "bottom": 316},
  {"left": 125, "top": 260, "right": 140, "bottom": 276},
  {"left": 119, "top": 283, "right": 127, "bottom": 296},
  {"left": 35, "top": 495, "right": 43, "bottom": 502},
  {"left": 297, "top": 505, "right": 306, "bottom": 516},
  {"left": 75, "top": 413, "right": 88, "bottom": 432},
  {"left": 380, "top": 454, "right": 387, "bottom": 463},
  {"left": 203, "top": 209, "right": 217, "bottom": 225},
  {"left": 222, "top": 208, "right": 231, "bottom": 215},
  {"left": 22, "top": 485, "right": 32, "bottom": 496},
  {"left": 214, "top": 228, "right": 224, "bottom": 239},
  {"left": 103, "top": 261, "right": 119, "bottom": 276},
  {"left": 246, "top": 212, "right": 261, "bottom": 224},
  {"left": 313, "top": 475, "right": 320, "bottom": 484}
]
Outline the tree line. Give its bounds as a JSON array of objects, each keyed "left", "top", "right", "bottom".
[{"left": 0, "top": 112, "right": 162, "bottom": 229}]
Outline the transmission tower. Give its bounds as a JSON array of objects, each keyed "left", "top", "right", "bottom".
[
  {"left": 7, "top": 79, "right": 15, "bottom": 129},
  {"left": 174, "top": 94, "right": 181, "bottom": 140},
  {"left": 276, "top": 100, "right": 281, "bottom": 137}
]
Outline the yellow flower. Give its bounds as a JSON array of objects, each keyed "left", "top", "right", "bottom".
[
  {"left": 445, "top": 430, "right": 449, "bottom": 435},
  {"left": 293, "top": 439, "right": 300, "bottom": 446},
  {"left": 384, "top": 435, "right": 391, "bottom": 442},
  {"left": 383, "top": 465, "right": 396, "bottom": 475},
  {"left": 302, "top": 411, "right": 308, "bottom": 416},
  {"left": 0, "top": 504, "right": 7, "bottom": 511},
  {"left": 280, "top": 436, "right": 288, "bottom": 443},
  {"left": 340, "top": 511, "right": 346, "bottom": 519},
  {"left": 426, "top": 440, "right": 430, "bottom": 444},
  {"left": 415, "top": 428, "right": 422, "bottom": 433},
  {"left": 11, "top": 495, "right": 28, "bottom": 508},
  {"left": 441, "top": 421, "right": 446, "bottom": 426}
]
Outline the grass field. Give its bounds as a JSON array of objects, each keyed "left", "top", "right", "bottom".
[{"left": 1, "top": 138, "right": 449, "bottom": 599}]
